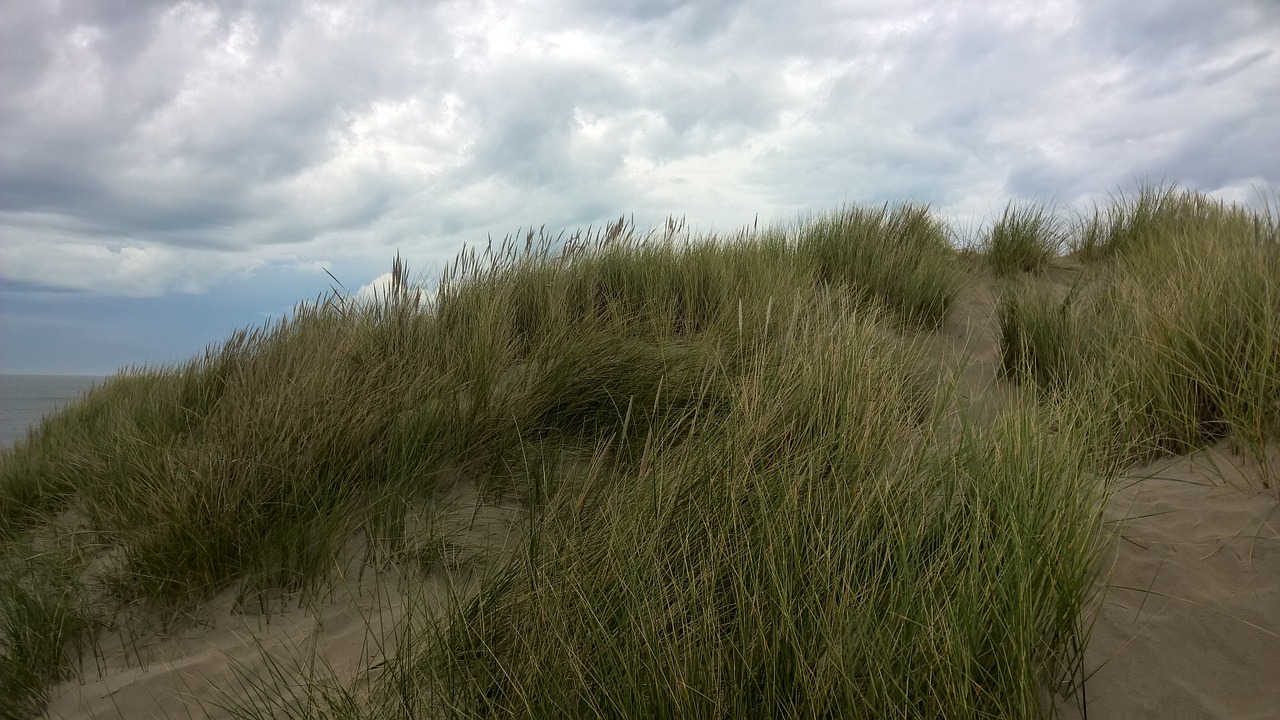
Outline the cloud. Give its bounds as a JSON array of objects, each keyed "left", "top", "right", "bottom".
[
  {"left": 354, "top": 271, "right": 396, "bottom": 302},
  {"left": 1, "top": 0, "right": 1278, "bottom": 371},
  {"left": 0, "top": 231, "right": 265, "bottom": 297}
]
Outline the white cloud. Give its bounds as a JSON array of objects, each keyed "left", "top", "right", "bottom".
[
  {"left": 0, "top": 232, "right": 264, "bottom": 297},
  {"left": 355, "top": 271, "right": 397, "bottom": 302},
  {"left": 1, "top": 0, "right": 1278, "bottom": 370},
  {"left": 353, "top": 268, "right": 429, "bottom": 307}
]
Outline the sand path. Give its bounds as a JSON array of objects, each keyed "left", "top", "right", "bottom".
[{"left": 1056, "top": 445, "right": 1280, "bottom": 719}]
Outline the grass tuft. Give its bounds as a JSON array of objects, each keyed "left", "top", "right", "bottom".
[
  {"left": 0, "top": 537, "right": 99, "bottom": 719},
  {"left": 795, "top": 203, "right": 964, "bottom": 327},
  {"left": 1004, "top": 187, "right": 1280, "bottom": 467},
  {"left": 983, "top": 201, "right": 1064, "bottom": 275}
]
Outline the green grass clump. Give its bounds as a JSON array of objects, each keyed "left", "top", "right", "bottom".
[
  {"left": 1001, "top": 186, "right": 1280, "bottom": 465},
  {"left": 795, "top": 203, "right": 964, "bottom": 327},
  {"left": 983, "top": 202, "right": 1064, "bottom": 275},
  {"left": 1071, "top": 182, "right": 1273, "bottom": 263},
  {"left": 998, "top": 280, "right": 1092, "bottom": 392},
  {"left": 376, "top": 308, "right": 1108, "bottom": 719},
  {"left": 0, "top": 537, "right": 100, "bottom": 719}
]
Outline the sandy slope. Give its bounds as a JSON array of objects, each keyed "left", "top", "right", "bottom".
[
  {"left": 42, "top": 268, "right": 1280, "bottom": 718},
  {"left": 1056, "top": 444, "right": 1280, "bottom": 720},
  {"left": 45, "top": 481, "right": 522, "bottom": 719},
  {"left": 47, "top": 582, "right": 408, "bottom": 720}
]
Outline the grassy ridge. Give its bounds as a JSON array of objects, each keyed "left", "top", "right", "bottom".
[
  {"left": 999, "top": 186, "right": 1280, "bottom": 468},
  {"left": 0, "top": 189, "right": 1274, "bottom": 718},
  {"left": 391, "top": 314, "right": 1108, "bottom": 718}
]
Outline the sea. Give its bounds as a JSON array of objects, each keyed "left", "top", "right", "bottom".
[{"left": 0, "top": 374, "right": 107, "bottom": 451}]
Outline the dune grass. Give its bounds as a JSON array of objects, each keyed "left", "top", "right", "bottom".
[
  {"left": 0, "top": 537, "right": 99, "bottom": 720},
  {"left": 982, "top": 201, "right": 1065, "bottom": 276},
  {"left": 796, "top": 203, "right": 963, "bottom": 327},
  {"left": 0, "top": 191, "right": 1273, "bottom": 718},
  {"left": 370, "top": 320, "right": 1111, "bottom": 719},
  {"left": 1000, "top": 186, "right": 1280, "bottom": 470}
]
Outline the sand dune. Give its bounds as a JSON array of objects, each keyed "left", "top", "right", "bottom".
[
  {"left": 41, "top": 271, "right": 1280, "bottom": 719},
  {"left": 48, "top": 445, "right": 1277, "bottom": 719},
  {"left": 46, "top": 480, "right": 522, "bottom": 719}
]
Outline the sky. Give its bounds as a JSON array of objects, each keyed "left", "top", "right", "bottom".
[{"left": 2, "top": 0, "right": 1278, "bottom": 375}]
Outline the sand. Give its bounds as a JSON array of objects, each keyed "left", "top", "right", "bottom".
[
  {"left": 1056, "top": 442, "right": 1280, "bottom": 720},
  {"left": 45, "top": 480, "right": 522, "bottom": 719},
  {"left": 950, "top": 266, "right": 1280, "bottom": 719},
  {"left": 47, "top": 582, "right": 408, "bottom": 719}
]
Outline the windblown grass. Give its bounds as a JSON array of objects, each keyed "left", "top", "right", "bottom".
[
  {"left": 378, "top": 314, "right": 1110, "bottom": 719},
  {"left": 1000, "top": 185, "right": 1280, "bottom": 469},
  {"left": 983, "top": 201, "right": 1064, "bottom": 276},
  {"left": 795, "top": 203, "right": 963, "bottom": 327},
  {"left": 3, "top": 190, "right": 1271, "bottom": 718},
  {"left": 0, "top": 538, "right": 99, "bottom": 719}
]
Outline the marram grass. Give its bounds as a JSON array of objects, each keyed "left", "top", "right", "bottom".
[
  {"left": 1000, "top": 187, "right": 1280, "bottom": 467},
  {"left": 383, "top": 308, "right": 1110, "bottom": 719},
  {"left": 1, "top": 191, "right": 1274, "bottom": 718},
  {"left": 982, "top": 201, "right": 1065, "bottom": 276}
]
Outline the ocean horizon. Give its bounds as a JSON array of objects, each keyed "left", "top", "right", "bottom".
[{"left": 0, "top": 374, "right": 107, "bottom": 450}]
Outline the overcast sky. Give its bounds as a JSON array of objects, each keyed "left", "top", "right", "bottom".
[{"left": 2, "top": 0, "right": 1277, "bottom": 375}]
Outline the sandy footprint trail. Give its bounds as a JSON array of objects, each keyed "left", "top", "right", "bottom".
[
  {"left": 46, "top": 480, "right": 523, "bottom": 720},
  {"left": 49, "top": 582, "right": 406, "bottom": 720}
]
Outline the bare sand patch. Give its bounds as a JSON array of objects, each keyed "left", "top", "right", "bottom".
[{"left": 1058, "top": 442, "right": 1280, "bottom": 719}]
